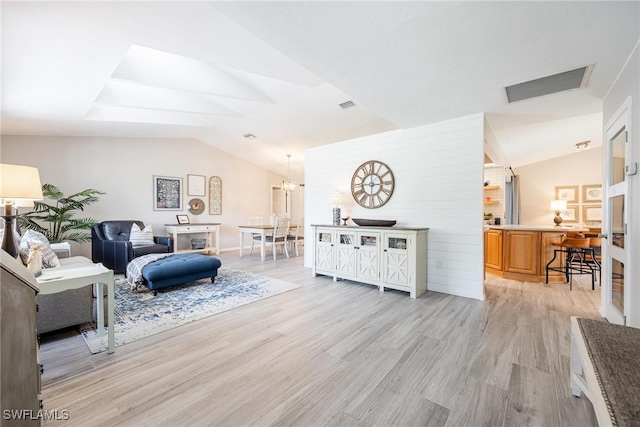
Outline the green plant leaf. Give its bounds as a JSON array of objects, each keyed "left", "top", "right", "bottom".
[{"left": 17, "top": 184, "right": 105, "bottom": 244}]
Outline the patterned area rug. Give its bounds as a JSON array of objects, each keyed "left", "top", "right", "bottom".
[{"left": 81, "top": 266, "right": 300, "bottom": 353}]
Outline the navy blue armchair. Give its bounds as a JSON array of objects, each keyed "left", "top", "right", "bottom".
[{"left": 91, "top": 220, "right": 173, "bottom": 274}]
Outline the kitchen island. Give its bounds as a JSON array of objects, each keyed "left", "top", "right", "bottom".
[{"left": 484, "top": 224, "right": 589, "bottom": 283}]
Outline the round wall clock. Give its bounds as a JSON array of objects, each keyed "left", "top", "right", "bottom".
[{"left": 351, "top": 160, "right": 395, "bottom": 209}]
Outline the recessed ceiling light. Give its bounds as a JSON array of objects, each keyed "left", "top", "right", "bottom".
[
  {"left": 339, "top": 100, "right": 356, "bottom": 109},
  {"left": 243, "top": 133, "right": 256, "bottom": 139}
]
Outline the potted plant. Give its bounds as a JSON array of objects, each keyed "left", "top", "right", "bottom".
[
  {"left": 484, "top": 212, "right": 493, "bottom": 221},
  {"left": 18, "top": 184, "right": 105, "bottom": 243}
]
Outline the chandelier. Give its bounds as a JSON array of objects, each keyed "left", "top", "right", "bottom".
[{"left": 282, "top": 154, "right": 296, "bottom": 192}]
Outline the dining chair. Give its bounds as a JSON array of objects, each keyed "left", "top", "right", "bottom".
[
  {"left": 265, "top": 216, "right": 290, "bottom": 260},
  {"left": 287, "top": 215, "right": 304, "bottom": 256},
  {"left": 248, "top": 216, "right": 263, "bottom": 255}
]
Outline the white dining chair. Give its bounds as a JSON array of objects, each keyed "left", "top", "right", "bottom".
[
  {"left": 287, "top": 216, "right": 304, "bottom": 256},
  {"left": 248, "top": 216, "right": 263, "bottom": 255},
  {"left": 264, "top": 216, "right": 290, "bottom": 260}
]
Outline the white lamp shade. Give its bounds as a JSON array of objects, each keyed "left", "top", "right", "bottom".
[
  {"left": 550, "top": 199, "right": 567, "bottom": 211},
  {"left": 329, "top": 191, "right": 343, "bottom": 207},
  {"left": 0, "top": 164, "right": 44, "bottom": 200}
]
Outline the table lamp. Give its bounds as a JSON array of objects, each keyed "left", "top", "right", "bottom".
[
  {"left": 0, "top": 164, "right": 43, "bottom": 257},
  {"left": 329, "top": 191, "right": 343, "bottom": 226},
  {"left": 550, "top": 199, "right": 567, "bottom": 226}
]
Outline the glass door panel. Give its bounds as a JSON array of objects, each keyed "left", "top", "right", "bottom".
[
  {"left": 602, "top": 101, "right": 630, "bottom": 326},
  {"left": 611, "top": 259, "right": 625, "bottom": 314}
]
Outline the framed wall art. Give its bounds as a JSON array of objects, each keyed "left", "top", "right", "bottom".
[
  {"left": 176, "top": 214, "right": 190, "bottom": 224},
  {"left": 560, "top": 205, "right": 579, "bottom": 223},
  {"left": 187, "top": 174, "right": 206, "bottom": 196},
  {"left": 583, "top": 204, "right": 602, "bottom": 225},
  {"left": 154, "top": 175, "right": 182, "bottom": 210},
  {"left": 582, "top": 184, "right": 602, "bottom": 203},
  {"left": 209, "top": 176, "right": 222, "bottom": 215},
  {"left": 555, "top": 185, "right": 579, "bottom": 204}
]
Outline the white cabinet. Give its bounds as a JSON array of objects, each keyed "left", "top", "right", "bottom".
[{"left": 312, "top": 225, "right": 428, "bottom": 298}]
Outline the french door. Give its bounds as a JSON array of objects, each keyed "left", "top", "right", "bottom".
[{"left": 601, "top": 98, "right": 631, "bottom": 325}]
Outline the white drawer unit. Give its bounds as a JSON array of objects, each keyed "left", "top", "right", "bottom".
[
  {"left": 165, "top": 223, "right": 221, "bottom": 255},
  {"left": 312, "top": 225, "right": 428, "bottom": 298}
]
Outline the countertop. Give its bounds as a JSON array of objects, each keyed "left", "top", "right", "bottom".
[{"left": 485, "top": 224, "right": 590, "bottom": 232}]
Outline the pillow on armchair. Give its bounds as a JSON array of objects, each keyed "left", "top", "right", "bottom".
[
  {"left": 18, "top": 230, "right": 60, "bottom": 269},
  {"left": 129, "top": 223, "right": 155, "bottom": 247}
]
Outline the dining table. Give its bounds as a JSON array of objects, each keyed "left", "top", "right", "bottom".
[{"left": 238, "top": 224, "right": 297, "bottom": 261}]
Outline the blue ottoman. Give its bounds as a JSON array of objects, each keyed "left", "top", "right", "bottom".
[{"left": 142, "top": 254, "right": 222, "bottom": 294}]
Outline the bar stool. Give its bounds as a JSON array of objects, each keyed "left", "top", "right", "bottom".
[{"left": 545, "top": 237, "right": 599, "bottom": 290}]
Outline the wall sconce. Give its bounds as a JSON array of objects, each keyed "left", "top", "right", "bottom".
[
  {"left": 0, "top": 164, "right": 44, "bottom": 257},
  {"left": 550, "top": 199, "right": 567, "bottom": 226},
  {"left": 329, "top": 191, "right": 343, "bottom": 226}
]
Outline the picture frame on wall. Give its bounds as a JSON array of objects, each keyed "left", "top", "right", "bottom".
[
  {"left": 154, "top": 175, "right": 183, "bottom": 210},
  {"left": 187, "top": 174, "right": 206, "bottom": 196},
  {"left": 582, "top": 184, "right": 602, "bottom": 203},
  {"left": 560, "top": 205, "right": 579, "bottom": 223},
  {"left": 555, "top": 185, "right": 579, "bottom": 204},
  {"left": 583, "top": 204, "right": 602, "bottom": 224}
]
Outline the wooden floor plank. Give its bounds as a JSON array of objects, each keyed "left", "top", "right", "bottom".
[{"left": 38, "top": 249, "right": 599, "bottom": 426}]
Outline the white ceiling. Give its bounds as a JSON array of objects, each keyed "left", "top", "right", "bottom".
[{"left": 2, "top": 1, "right": 638, "bottom": 181}]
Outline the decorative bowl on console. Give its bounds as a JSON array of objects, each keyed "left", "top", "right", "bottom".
[{"left": 351, "top": 218, "right": 397, "bottom": 227}]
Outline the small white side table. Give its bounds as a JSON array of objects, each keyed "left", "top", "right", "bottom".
[
  {"left": 36, "top": 263, "right": 115, "bottom": 353},
  {"left": 165, "top": 223, "right": 221, "bottom": 255}
]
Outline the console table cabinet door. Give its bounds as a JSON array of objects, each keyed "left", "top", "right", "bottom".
[
  {"left": 504, "top": 230, "right": 539, "bottom": 275},
  {"left": 313, "top": 227, "right": 335, "bottom": 277},
  {"left": 356, "top": 232, "right": 381, "bottom": 282},
  {"left": 383, "top": 233, "right": 412, "bottom": 288},
  {"left": 336, "top": 230, "right": 357, "bottom": 278}
]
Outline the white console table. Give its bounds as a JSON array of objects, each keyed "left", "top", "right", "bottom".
[
  {"left": 312, "top": 225, "right": 429, "bottom": 298},
  {"left": 37, "top": 263, "right": 115, "bottom": 353},
  {"left": 165, "top": 223, "right": 220, "bottom": 255}
]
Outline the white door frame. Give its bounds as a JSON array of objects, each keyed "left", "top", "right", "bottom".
[{"left": 601, "top": 97, "right": 632, "bottom": 325}]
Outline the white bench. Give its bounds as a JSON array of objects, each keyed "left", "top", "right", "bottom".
[{"left": 571, "top": 316, "right": 640, "bottom": 426}]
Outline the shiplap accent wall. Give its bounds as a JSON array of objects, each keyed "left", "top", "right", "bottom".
[{"left": 305, "top": 114, "right": 485, "bottom": 300}]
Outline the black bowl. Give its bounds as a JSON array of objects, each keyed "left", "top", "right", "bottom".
[{"left": 351, "top": 218, "right": 397, "bottom": 227}]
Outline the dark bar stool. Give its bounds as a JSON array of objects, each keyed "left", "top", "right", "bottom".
[{"left": 545, "top": 237, "right": 599, "bottom": 290}]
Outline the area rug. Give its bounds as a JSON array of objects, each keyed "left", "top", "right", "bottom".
[{"left": 81, "top": 266, "right": 300, "bottom": 353}]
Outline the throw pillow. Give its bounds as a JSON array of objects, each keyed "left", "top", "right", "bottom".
[
  {"left": 18, "top": 230, "right": 60, "bottom": 269},
  {"left": 129, "top": 223, "right": 155, "bottom": 247}
]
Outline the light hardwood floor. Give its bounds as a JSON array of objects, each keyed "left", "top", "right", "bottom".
[{"left": 39, "top": 249, "right": 601, "bottom": 426}]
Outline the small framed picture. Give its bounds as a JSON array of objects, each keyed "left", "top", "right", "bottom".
[
  {"left": 154, "top": 175, "right": 182, "bottom": 210},
  {"left": 583, "top": 205, "right": 602, "bottom": 223},
  {"left": 560, "top": 205, "right": 579, "bottom": 223},
  {"left": 176, "top": 214, "right": 190, "bottom": 225},
  {"left": 582, "top": 184, "right": 602, "bottom": 203},
  {"left": 555, "top": 185, "right": 579, "bottom": 204},
  {"left": 187, "top": 174, "right": 206, "bottom": 196}
]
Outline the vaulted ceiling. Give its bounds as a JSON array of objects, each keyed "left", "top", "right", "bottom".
[{"left": 2, "top": 2, "right": 638, "bottom": 181}]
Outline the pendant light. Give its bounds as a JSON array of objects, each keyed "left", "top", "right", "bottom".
[{"left": 282, "top": 154, "right": 296, "bottom": 192}]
